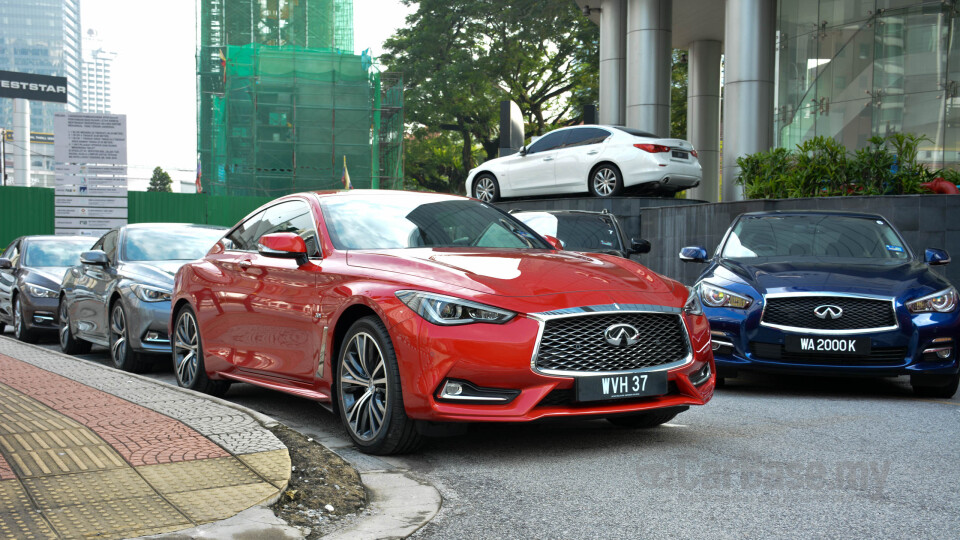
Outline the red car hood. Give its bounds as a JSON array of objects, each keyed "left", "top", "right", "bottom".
[{"left": 346, "top": 249, "right": 681, "bottom": 305}]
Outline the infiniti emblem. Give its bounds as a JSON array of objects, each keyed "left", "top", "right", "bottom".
[
  {"left": 604, "top": 323, "right": 641, "bottom": 347},
  {"left": 814, "top": 304, "right": 843, "bottom": 320}
]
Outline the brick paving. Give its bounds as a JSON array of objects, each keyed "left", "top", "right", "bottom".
[{"left": 0, "top": 337, "right": 291, "bottom": 539}]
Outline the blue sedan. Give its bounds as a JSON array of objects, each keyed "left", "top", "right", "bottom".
[{"left": 680, "top": 211, "right": 958, "bottom": 398}]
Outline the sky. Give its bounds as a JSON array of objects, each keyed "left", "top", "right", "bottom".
[{"left": 79, "top": 0, "right": 415, "bottom": 191}]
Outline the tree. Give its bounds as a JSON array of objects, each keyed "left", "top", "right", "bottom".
[
  {"left": 147, "top": 167, "right": 173, "bottom": 192},
  {"left": 670, "top": 49, "right": 688, "bottom": 139},
  {"left": 382, "top": 0, "right": 598, "bottom": 189}
]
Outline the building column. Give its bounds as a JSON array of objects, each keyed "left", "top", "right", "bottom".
[
  {"left": 598, "top": 0, "right": 625, "bottom": 125},
  {"left": 722, "top": 0, "right": 776, "bottom": 201},
  {"left": 625, "top": 0, "right": 671, "bottom": 137},
  {"left": 13, "top": 99, "right": 30, "bottom": 187},
  {"left": 685, "top": 40, "right": 722, "bottom": 202}
]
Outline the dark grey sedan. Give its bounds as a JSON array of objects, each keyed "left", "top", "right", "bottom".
[
  {"left": 58, "top": 223, "right": 226, "bottom": 372},
  {"left": 0, "top": 236, "right": 93, "bottom": 342}
]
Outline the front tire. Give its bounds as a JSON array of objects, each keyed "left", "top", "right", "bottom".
[
  {"left": 607, "top": 408, "right": 684, "bottom": 428},
  {"left": 59, "top": 298, "right": 91, "bottom": 354},
  {"left": 13, "top": 295, "right": 38, "bottom": 343},
  {"left": 337, "top": 316, "right": 422, "bottom": 455},
  {"left": 109, "top": 302, "right": 150, "bottom": 373},
  {"left": 589, "top": 164, "right": 624, "bottom": 197},
  {"left": 473, "top": 174, "right": 500, "bottom": 203},
  {"left": 173, "top": 305, "right": 230, "bottom": 397},
  {"left": 912, "top": 373, "right": 959, "bottom": 399}
]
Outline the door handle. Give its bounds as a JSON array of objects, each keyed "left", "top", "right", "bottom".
[
  {"left": 238, "top": 260, "right": 252, "bottom": 269},
  {"left": 587, "top": 150, "right": 599, "bottom": 155},
  {"left": 543, "top": 157, "right": 554, "bottom": 161}
]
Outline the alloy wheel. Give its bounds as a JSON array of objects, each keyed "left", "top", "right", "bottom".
[
  {"left": 339, "top": 332, "right": 389, "bottom": 442},
  {"left": 59, "top": 301, "right": 70, "bottom": 349},
  {"left": 475, "top": 177, "right": 495, "bottom": 202},
  {"left": 110, "top": 304, "right": 128, "bottom": 367},
  {"left": 173, "top": 311, "right": 200, "bottom": 386},
  {"left": 593, "top": 167, "right": 618, "bottom": 196},
  {"left": 13, "top": 297, "right": 23, "bottom": 338}
]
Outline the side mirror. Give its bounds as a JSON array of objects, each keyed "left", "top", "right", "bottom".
[
  {"left": 0, "top": 258, "right": 11, "bottom": 270},
  {"left": 925, "top": 248, "right": 951, "bottom": 266},
  {"left": 630, "top": 239, "right": 651, "bottom": 254},
  {"left": 519, "top": 146, "right": 527, "bottom": 156},
  {"left": 543, "top": 235, "right": 565, "bottom": 251},
  {"left": 679, "top": 246, "right": 709, "bottom": 263},
  {"left": 80, "top": 250, "right": 109, "bottom": 266},
  {"left": 259, "top": 233, "right": 309, "bottom": 266}
]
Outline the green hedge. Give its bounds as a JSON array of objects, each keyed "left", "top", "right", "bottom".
[{"left": 735, "top": 134, "right": 957, "bottom": 199}]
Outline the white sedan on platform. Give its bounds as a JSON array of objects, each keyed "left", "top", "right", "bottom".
[{"left": 465, "top": 125, "right": 701, "bottom": 202}]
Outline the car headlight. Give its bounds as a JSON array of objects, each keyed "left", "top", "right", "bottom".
[
  {"left": 907, "top": 287, "right": 958, "bottom": 313},
  {"left": 25, "top": 284, "right": 58, "bottom": 299},
  {"left": 396, "top": 290, "right": 516, "bottom": 326},
  {"left": 684, "top": 286, "right": 703, "bottom": 316},
  {"left": 132, "top": 284, "right": 172, "bottom": 303},
  {"left": 700, "top": 283, "right": 752, "bottom": 309}
]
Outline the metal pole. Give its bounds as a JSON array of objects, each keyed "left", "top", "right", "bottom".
[
  {"left": 0, "top": 127, "right": 6, "bottom": 186},
  {"left": 13, "top": 98, "right": 31, "bottom": 187}
]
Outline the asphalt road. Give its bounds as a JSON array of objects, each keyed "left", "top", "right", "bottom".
[{"left": 15, "top": 328, "right": 960, "bottom": 540}]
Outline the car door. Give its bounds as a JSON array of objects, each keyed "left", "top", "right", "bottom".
[
  {"left": 507, "top": 130, "right": 568, "bottom": 194},
  {"left": 229, "top": 200, "right": 322, "bottom": 383},
  {"left": 554, "top": 127, "right": 612, "bottom": 189},
  {"left": 0, "top": 239, "right": 21, "bottom": 324},
  {"left": 71, "top": 230, "right": 118, "bottom": 343}
]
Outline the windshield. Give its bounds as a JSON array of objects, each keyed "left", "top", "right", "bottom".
[
  {"left": 23, "top": 238, "right": 92, "bottom": 267},
  {"left": 122, "top": 227, "right": 225, "bottom": 262},
  {"left": 515, "top": 212, "right": 622, "bottom": 252},
  {"left": 320, "top": 196, "right": 550, "bottom": 250},
  {"left": 721, "top": 215, "right": 911, "bottom": 260}
]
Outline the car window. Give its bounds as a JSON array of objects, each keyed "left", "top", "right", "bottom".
[
  {"left": 101, "top": 231, "right": 118, "bottom": 262},
  {"left": 527, "top": 131, "right": 567, "bottom": 154},
  {"left": 564, "top": 128, "right": 610, "bottom": 148},
  {"left": 515, "top": 212, "right": 622, "bottom": 252},
  {"left": 23, "top": 239, "right": 92, "bottom": 267},
  {"left": 122, "top": 227, "right": 226, "bottom": 262},
  {"left": 2, "top": 240, "right": 20, "bottom": 266},
  {"left": 224, "top": 211, "right": 265, "bottom": 251},
  {"left": 256, "top": 200, "right": 321, "bottom": 257}
]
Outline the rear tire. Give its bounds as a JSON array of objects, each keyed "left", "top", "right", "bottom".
[
  {"left": 109, "top": 302, "right": 151, "bottom": 373},
  {"left": 173, "top": 305, "right": 231, "bottom": 397},
  {"left": 59, "top": 298, "right": 91, "bottom": 354},
  {"left": 473, "top": 174, "right": 500, "bottom": 203},
  {"left": 607, "top": 407, "right": 685, "bottom": 429},
  {"left": 13, "top": 295, "right": 39, "bottom": 343},
  {"left": 337, "top": 316, "right": 422, "bottom": 455},
  {"left": 589, "top": 164, "right": 624, "bottom": 197},
  {"left": 912, "top": 373, "right": 959, "bottom": 399}
]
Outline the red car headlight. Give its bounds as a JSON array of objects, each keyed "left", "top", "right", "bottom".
[{"left": 396, "top": 290, "right": 516, "bottom": 326}]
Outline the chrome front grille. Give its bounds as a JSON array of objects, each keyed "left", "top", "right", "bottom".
[
  {"left": 533, "top": 312, "right": 689, "bottom": 374},
  {"left": 761, "top": 295, "right": 897, "bottom": 332}
]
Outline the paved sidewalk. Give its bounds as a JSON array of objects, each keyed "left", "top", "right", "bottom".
[{"left": 0, "top": 337, "right": 290, "bottom": 539}]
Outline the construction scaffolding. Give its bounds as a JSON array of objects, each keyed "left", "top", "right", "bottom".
[{"left": 197, "top": 0, "right": 401, "bottom": 196}]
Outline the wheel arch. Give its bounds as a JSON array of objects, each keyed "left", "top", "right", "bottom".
[
  {"left": 328, "top": 302, "right": 383, "bottom": 412},
  {"left": 470, "top": 170, "right": 499, "bottom": 196}
]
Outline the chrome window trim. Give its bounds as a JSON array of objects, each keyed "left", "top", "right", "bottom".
[
  {"left": 759, "top": 291, "right": 899, "bottom": 335},
  {"left": 527, "top": 305, "right": 694, "bottom": 378}
]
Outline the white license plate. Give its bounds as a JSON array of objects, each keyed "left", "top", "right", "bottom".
[
  {"left": 576, "top": 371, "right": 668, "bottom": 402},
  {"left": 783, "top": 335, "right": 871, "bottom": 356},
  {"left": 671, "top": 150, "right": 689, "bottom": 160}
]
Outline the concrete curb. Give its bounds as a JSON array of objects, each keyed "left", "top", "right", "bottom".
[{"left": 2, "top": 336, "right": 442, "bottom": 539}]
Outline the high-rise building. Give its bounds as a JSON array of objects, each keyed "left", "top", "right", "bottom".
[
  {"left": 0, "top": 0, "right": 82, "bottom": 187},
  {"left": 81, "top": 29, "right": 116, "bottom": 114},
  {"left": 197, "top": 0, "right": 402, "bottom": 196}
]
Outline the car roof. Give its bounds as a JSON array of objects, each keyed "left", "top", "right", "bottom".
[
  {"left": 309, "top": 189, "right": 469, "bottom": 202},
  {"left": 737, "top": 210, "right": 889, "bottom": 220},
  {"left": 120, "top": 222, "right": 228, "bottom": 230},
  {"left": 510, "top": 208, "right": 616, "bottom": 218},
  {"left": 21, "top": 235, "right": 91, "bottom": 241}
]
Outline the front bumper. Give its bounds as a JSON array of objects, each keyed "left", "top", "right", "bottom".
[
  {"left": 707, "top": 305, "right": 960, "bottom": 377},
  {"left": 19, "top": 294, "right": 59, "bottom": 332},
  {"left": 393, "top": 311, "right": 715, "bottom": 423},
  {"left": 120, "top": 291, "right": 172, "bottom": 356}
]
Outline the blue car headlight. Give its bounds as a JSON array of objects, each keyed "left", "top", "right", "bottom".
[
  {"left": 396, "top": 290, "right": 516, "bottom": 325},
  {"left": 699, "top": 283, "right": 753, "bottom": 309},
  {"left": 131, "top": 284, "right": 172, "bottom": 303},
  {"left": 906, "top": 287, "right": 958, "bottom": 314}
]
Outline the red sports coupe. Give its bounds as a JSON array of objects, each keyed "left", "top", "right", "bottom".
[{"left": 171, "top": 190, "right": 715, "bottom": 454}]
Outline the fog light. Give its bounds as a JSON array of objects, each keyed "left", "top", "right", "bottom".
[
  {"left": 937, "top": 348, "right": 953, "bottom": 359},
  {"left": 710, "top": 331, "right": 734, "bottom": 352},
  {"left": 690, "top": 363, "right": 712, "bottom": 386},
  {"left": 143, "top": 331, "right": 169, "bottom": 344},
  {"left": 923, "top": 338, "right": 954, "bottom": 361},
  {"left": 436, "top": 379, "right": 520, "bottom": 404}
]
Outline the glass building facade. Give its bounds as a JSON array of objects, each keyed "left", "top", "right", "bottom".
[
  {"left": 0, "top": 0, "right": 82, "bottom": 134},
  {"left": 777, "top": 0, "right": 960, "bottom": 167}
]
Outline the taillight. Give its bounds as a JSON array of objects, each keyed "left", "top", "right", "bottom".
[
  {"left": 691, "top": 149, "right": 699, "bottom": 158},
  {"left": 634, "top": 143, "right": 671, "bottom": 153}
]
